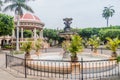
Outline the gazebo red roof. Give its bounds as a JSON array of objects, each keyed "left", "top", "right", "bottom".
[{"left": 19, "top": 13, "right": 41, "bottom": 22}]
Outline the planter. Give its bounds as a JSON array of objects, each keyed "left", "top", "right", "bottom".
[
  {"left": 25, "top": 52, "right": 31, "bottom": 59},
  {"left": 111, "top": 52, "right": 117, "bottom": 57},
  {"left": 71, "top": 62, "right": 80, "bottom": 73}
]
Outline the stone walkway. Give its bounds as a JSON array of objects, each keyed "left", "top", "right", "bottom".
[
  {"left": 0, "top": 49, "right": 120, "bottom": 80},
  {"left": 0, "top": 51, "right": 42, "bottom": 80}
]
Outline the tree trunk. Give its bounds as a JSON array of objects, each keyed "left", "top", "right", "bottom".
[
  {"left": 71, "top": 53, "right": 78, "bottom": 62},
  {"left": 16, "top": 15, "right": 20, "bottom": 51},
  {"left": 25, "top": 52, "right": 30, "bottom": 59},
  {"left": 93, "top": 48, "right": 98, "bottom": 54},
  {"left": 112, "top": 52, "right": 117, "bottom": 57},
  {"left": 107, "top": 18, "right": 109, "bottom": 27}
]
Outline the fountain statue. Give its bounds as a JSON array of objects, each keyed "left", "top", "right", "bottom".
[
  {"left": 63, "top": 18, "right": 72, "bottom": 32},
  {"left": 59, "top": 18, "right": 77, "bottom": 59},
  {"left": 59, "top": 18, "right": 76, "bottom": 40}
]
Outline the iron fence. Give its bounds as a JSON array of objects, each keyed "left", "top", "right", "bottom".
[{"left": 6, "top": 54, "right": 120, "bottom": 80}]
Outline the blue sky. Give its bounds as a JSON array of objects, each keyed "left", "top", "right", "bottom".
[{"left": 5, "top": 0, "right": 120, "bottom": 29}]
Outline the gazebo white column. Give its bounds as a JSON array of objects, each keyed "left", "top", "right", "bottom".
[
  {"left": 39, "top": 30, "right": 43, "bottom": 38},
  {"left": 34, "top": 28, "right": 37, "bottom": 40},
  {"left": 21, "top": 28, "right": 23, "bottom": 41},
  {"left": 6, "top": 39, "right": 9, "bottom": 44}
]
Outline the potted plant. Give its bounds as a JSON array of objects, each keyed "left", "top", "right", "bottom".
[
  {"left": 34, "top": 39, "right": 42, "bottom": 56},
  {"left": 88, "top": 35, "right": 100, "bottom": 54},
  {"left": 69, "top": 35, "right": 83, "bottom": 61},
  {"left": 62, "top": 40, "right": 70, "bottom": 53},
  {"left": 21, "top": 41, "right": 32, "bottom": 58},
  {"left": 106, "top": 37, "right": 120, "bottom": 57}
]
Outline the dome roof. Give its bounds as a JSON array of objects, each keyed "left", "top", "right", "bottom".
[
  {"left": 14, "top": 13, "right": 44, "bottom": 29},
  {"left": 14, "top": 13, "right": 41, "bottom": 22}
]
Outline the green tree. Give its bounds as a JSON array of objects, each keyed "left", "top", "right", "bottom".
[
  {"left": 69, "top": 35, "right": 83, "bottom": 61},
  {"left": 106, "top": 37, "right": 120, "bottom": 57},
  {"left": 43, "top": 28, "right": 59, "bottom": 45},
  {"left": 23, "top": 30, "right": 32, "bottom": 38},
  {"left": 102, "top": 6, "right": 115, "bottom": 27},
  {"left": 33, "top": 39, "right": 42, "bottom": 56},
  {"left": 21, "top": 41, "right": 32, "bottom": 58},
  {"left": 0, "top": 14, "right": 14, "bottom": 45},
  {"left": 88, "top": 35, "right": 100, "bottom": 54},
  {"left": 78, "top": 28, "right": 100, "bottom": 39},
  {"left": 3, "top": 0, "right": 34, "bottom": 50},
  {"left": 99, "top": 29, "right": 120, "bottom": 41}
]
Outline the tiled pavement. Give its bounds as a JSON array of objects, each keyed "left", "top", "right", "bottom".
[
  {"left": 0, "top": 50, "right": 41, "bottom": 80},
  {"left": 0, "top": 49, "right": 120, "bottom": 80}
]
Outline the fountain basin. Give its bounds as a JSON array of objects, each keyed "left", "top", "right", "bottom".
[{"left": 26, "top": 52, "right": 116, "bottom": 74}]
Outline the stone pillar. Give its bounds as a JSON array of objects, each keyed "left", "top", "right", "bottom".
[
  {"left": 21, "top": 28, "right": 23, "bottom": 41},
  {"left": 34, "top": 28, "right": 37, "bottom": 40},
  {"left": 6, "top": 39, "right": 9, "bottom": 44},
  {"left": 39, "top": 30, "right": 43, "bottom": 39},
  {"left": 12, "top": 29, "right": 15, "bottom": 38}
]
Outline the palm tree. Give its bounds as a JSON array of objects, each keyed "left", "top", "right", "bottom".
[
  {"left": 3, "top": 0, "right": 34, "bottom": 51},
  {"left": 21, "top": 41, "right": 32, "bottom": 58},
  {"left": 69, "top": 35, "right": 83, "bottom": 61},
  {"left": 33, "top": 39, "right": 42, "bottom": 56},
  {"left": 106, "top": 37, "right": 120, "bottom": 57},
  {"left": 88, "top": 35, "right": 100, "bottom": 54},
  {"left": 102, "top": 6, "right": 115, "bottom": 27}
]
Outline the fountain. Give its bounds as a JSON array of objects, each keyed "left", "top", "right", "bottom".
[
  {"left": 59, "top": 18, "right": 77, "bottom": 59},
  {"left": 26, "top": 18, "right": 115, "bottom": 74},
  {"left": 59, "top": 18, "right": 77, "bottom": 40}
]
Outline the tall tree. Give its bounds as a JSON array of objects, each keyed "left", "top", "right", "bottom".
[
  {"left": 0, "top": 14, "right": 14, "bottom": 46},
  {"left": 102, "top": 6, "right": 115, "bottom": 27},
  {"left": 3, "top": 0, "right": 34, "bottom": 50}
]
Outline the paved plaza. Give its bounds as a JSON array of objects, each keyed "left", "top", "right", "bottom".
[
  {"left": 0, "top": 48, "right": 120, "bottom": 80},
  {"left": 0, "top": 50, "right": 41, "bottom": 80},
  {"left": 0, "top": 48, "right": 62, "bottom": 80}
]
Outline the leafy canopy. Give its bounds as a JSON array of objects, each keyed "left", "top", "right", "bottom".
[
  {"left": 4, "top": 0, "right": 34, "bottom": 15},
  {"left": 0, "top": 13, "right": 14, "bottom": 36},
  {"left": 106, "top": 37, "right": 120, "bottom": 52},
  {"left": 33, "top": 39, "right": 42, "bottom": 52},
  {"left": 21, "top": 41, "right": 32, "bottom": 53},
  {"left": 88, "top": 35, "right": 100, "bottom": 50},
  {"left": 102, "top": 6, "right": 115, "bottom": 20},
  {"left": 62, "top": 41, "right": 70, "bottom": 52},
  {"left": 69, "top": 35, "right": 83, "bottom": 56}
]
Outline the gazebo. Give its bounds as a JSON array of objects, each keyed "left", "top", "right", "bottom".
[
  {"left": 13, "top": 13, "right": 44, "bottom": 41},
  {"left": 0, "top": 13, "right": 44, "bottom": 47}
]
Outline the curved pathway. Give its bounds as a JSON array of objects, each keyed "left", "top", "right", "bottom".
[
  {"left": 0, "top": 50, "right": 43, "bottom": 80},
  {"left": 0, "top": 48, "right": 120, "bottom": 80}
]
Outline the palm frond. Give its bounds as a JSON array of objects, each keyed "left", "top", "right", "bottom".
[
  {"left": 3, "top": 3, "right": 17, "bottom": 12},
  {"left": 4, "top": 0, "right": 34, "bottom": 14},
  {"left": 21, "top": 3, "right": 34, "bottom": 13}
]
